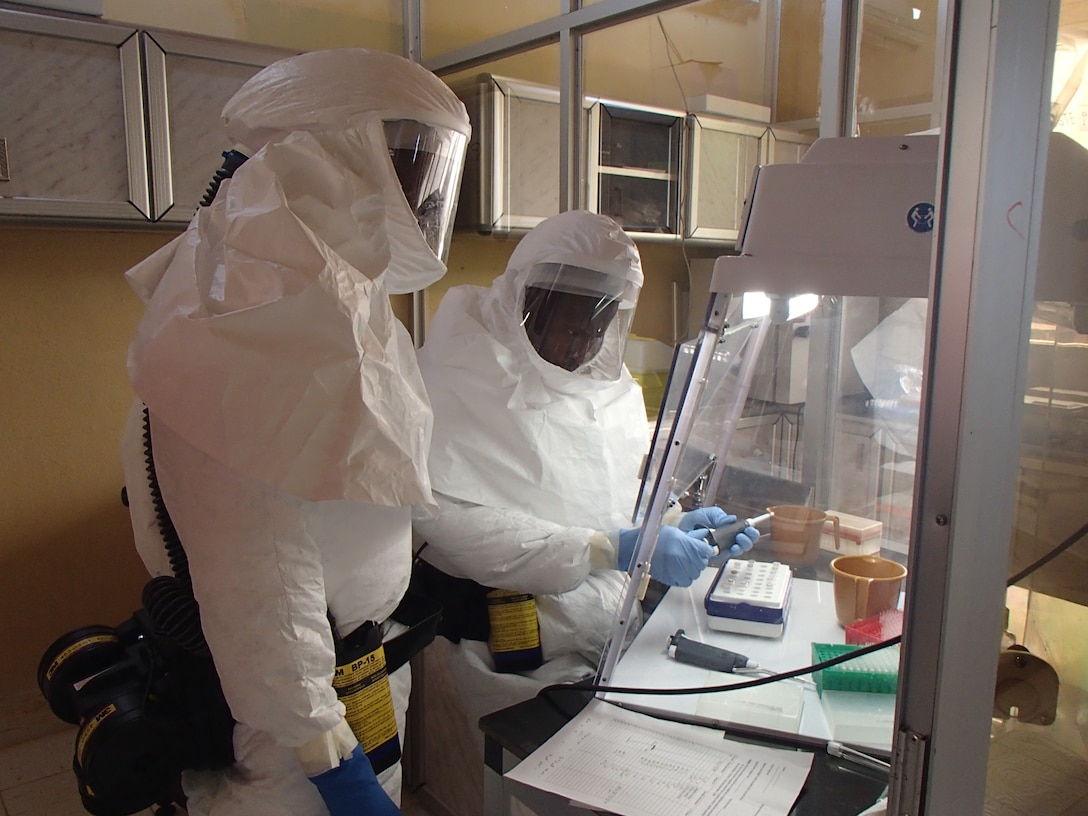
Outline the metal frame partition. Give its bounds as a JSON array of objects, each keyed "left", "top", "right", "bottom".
[{"left": 893, "top": 1, "right": 1060, "bottom": 813}]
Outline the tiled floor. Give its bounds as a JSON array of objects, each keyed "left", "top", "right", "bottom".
[{"left": 0, "top": 727, "right": 445, "bottom": 816}]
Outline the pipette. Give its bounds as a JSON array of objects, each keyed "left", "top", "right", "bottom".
[
  {"left": 708, "top": 511, "right": 773, "bottom": 558},
  {"left": 667, "top": 629, "right": 818, "bottom": 688},
  {"left": 667, "top": 629, "right": 756, "bottom": 672}
]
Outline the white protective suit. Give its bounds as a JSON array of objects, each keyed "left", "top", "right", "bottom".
[
  {"left": 119, "top": 49, "right": 469, "bottom": 815},
  {"left": 413, "top": 210, "right": 650, "bottom": 740}
]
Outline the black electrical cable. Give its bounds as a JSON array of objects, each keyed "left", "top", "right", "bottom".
[
  {"left": 140, "top": 408, "right": 211, "bottom": 657},
  {"left": 1006, "top": 517, "right": 1088, "bottom": 587},
  {"left": 541, "top": 633, "right": 902, "bottom": 699}
]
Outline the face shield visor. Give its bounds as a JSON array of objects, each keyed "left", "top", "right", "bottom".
[
  {"left": 384, "top": 119, "right": 467, "bottom": 264},
  {"left": 519, "top": 262, "right": 639, "bottom": 380}
]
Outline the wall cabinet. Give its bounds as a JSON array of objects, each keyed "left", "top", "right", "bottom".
[
  {"left": 0, "top": 8, "right": 293, "bottom": 228},
  {"left": 685, "top": 114, "right": 766, "bottom": 241},
  {"left": 0, "top": 9, "right": 145, "bottom": 224},
  {"left": 453, "top": 75, "right": 562, "bottom": 234},
  {"left": 455, "top": 73, "right": 813, "bottom": 245},
  {"left": 142, "top": 31, "right": 294, "bottom": 225}
]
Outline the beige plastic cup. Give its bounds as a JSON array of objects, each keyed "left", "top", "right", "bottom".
[
  {"left": 830, "top": 554, "right": 907, "bottom": 627},
  {"left": 767, "top": 505, "right": 839, "bottom": 566}
]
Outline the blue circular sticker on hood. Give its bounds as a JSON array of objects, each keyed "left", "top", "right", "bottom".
[{"left": 908, "top": 202, "right": 935, "bottom": 233}]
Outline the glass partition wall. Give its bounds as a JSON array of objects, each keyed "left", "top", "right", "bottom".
[
  {"left": 984, "top": 0, "right": 1088, "bottom": 810},
  {"left": 416, "top": 1, "right": 1087, "bottom": 813}
]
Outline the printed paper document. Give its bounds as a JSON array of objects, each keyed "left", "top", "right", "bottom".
[{"left": 504, "top": 699, "right": 813, "bottom": 816}]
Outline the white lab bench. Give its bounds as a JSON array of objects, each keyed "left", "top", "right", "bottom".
[
  {"left": 602, "top": 565, "right": 896, "bottom": 753},
  {"left": 478, "top": 562, "right": 895, "bottom": 816}
]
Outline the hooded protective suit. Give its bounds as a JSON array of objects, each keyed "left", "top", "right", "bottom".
[
  {"left": 412, "top": 210, "right": 650, "bottom": 745},
  {"left": 119, "top": 49, "right": 469, "bottom": 815}
]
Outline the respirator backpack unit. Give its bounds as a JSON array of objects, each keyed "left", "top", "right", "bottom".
[{"left": 37, "top": 407, "right": 235, "bottom": 816}]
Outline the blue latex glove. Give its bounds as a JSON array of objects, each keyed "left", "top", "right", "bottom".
[
  {"left": 724, "top": 525, "right": 760, "bottom": 557},
  {"left": 617, "top": 527, "right": 642, "bottom": 570},
  {"left": 309, "top": 745, "right": 400, "bottom": 816},
  {"left": 678, "top": 506, "right": 732, "bottom": 533},
  {"left": 681, "top": 507, "right": 761, "bottom": 557},
  {"left": 652, "top": 526, "right": 716, "bottom": 587}
]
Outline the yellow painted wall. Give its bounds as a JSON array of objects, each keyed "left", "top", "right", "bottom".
[
  {"left": 0, "top": 227, "right": 174, "bottom": 705},
  {"left": 102, "top": 0, "right": 402, "bottom": 52}
]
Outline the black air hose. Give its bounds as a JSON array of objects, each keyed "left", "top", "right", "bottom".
[
  {"left": 142, "top": 576, "right": 210, "bottom": 658},
  {"left": 199, "top": 149, "right": 249, "bottom": 208},
  {"left": 141, "top": 408, "right": 190, "bottom": 591},
  {"left": 140, "top": 408, "right": 210, "bottom": 657}
]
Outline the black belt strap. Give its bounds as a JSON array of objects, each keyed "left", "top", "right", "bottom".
[
  {"left": 385, "top": 589, "right": 443, "bottom": 673},
  {"left": 399, "top": 554, "right": 492, "bottom": 644}
]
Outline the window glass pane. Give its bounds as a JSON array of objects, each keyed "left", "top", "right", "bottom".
[
  {"left": 777, "top": 0, "right": 823, "bottom": 125},
  {"left": 102, "top": 0, "right": 402, "bottom": 51},
  {"left": 442, "top": 49, "right": 560, "bottom": 91},
  {"left": 422, "top": 0, "right": 559, "bottom": 57},
  {"left": 855, "top": 0, "right": 940, "bottom": 136},
  {"left": 584, "top": 0, "right": 770, "bottom": 110},
  {"left": 988, "top": 6, "right": 1088, "bottom": 806}
]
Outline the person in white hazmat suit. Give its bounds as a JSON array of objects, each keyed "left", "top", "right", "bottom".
[
  {"left": 119, "top": 49, "right": 469, "bottom": 816},
  {"left": 412, "top": 210, "right": 759, "bottom": 753}
]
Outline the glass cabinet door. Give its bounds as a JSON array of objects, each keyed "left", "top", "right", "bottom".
[
  {"left": 588, "top": 101, "right": 684, "bottom": 235},
  {"left": 684, "top": 114, "right": 766, "bottom": 241}
]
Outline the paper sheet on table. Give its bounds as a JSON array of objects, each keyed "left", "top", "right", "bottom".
[{"left": 504, "top": 699, "right": 813, "bottom": 816}]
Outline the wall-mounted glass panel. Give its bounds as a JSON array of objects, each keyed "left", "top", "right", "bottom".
[
  {"left": 855, "top": 0, "right": 940, "bottom": 135},
  {"left": 583, "top": 0, "right": 770, "bottom": 112},
  {"left": 442, "top": 48, "right": 561, "bottom": 95},
  {"left": 422, "top": 0, "right": 558, "bottom": 58}
]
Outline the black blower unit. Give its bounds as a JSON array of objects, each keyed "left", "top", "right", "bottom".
[{"left": 37, "top": 579, "right": 234, "bottom": 816}]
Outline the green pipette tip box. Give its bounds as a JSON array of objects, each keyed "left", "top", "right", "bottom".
[{"left": 812, "top": 642, "right": 900, "bottom": 695}]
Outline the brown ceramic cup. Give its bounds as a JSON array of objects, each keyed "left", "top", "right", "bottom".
[
  {"left": 767, "top": 505, "right": 839, "bottom": 566},
  {"left": 830, "top": 554, "right": 907, "bottom": 627}
]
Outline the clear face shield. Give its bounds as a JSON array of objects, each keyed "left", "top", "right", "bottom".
[
  {"left": 383, "top": 119, "right": 467, "bottom": 264},
  {"left": 519, "top": 262, "right": 640, "bottom": 380}
]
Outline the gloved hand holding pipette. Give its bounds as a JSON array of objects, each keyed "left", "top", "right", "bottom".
[
  {"left": 617, "top": 526, "right": 716, "bottom": 587},
  {"left": 616, "top": 504, "right": 760, "bottom": 586},
  {"left": 679, "top": 507, "right": 764, "bottom": 559}
]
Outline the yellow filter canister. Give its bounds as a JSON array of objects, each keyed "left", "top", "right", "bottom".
[
  {"left": 332, "top": 623, "right": 401, "bottom": 773},
  {"left": 486, "top": 589, "right": 544, "bottom": 673}
]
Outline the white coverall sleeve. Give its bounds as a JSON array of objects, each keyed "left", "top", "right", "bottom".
[{"left": 413, "top": 492, "right": 615, "bottom": 595}]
